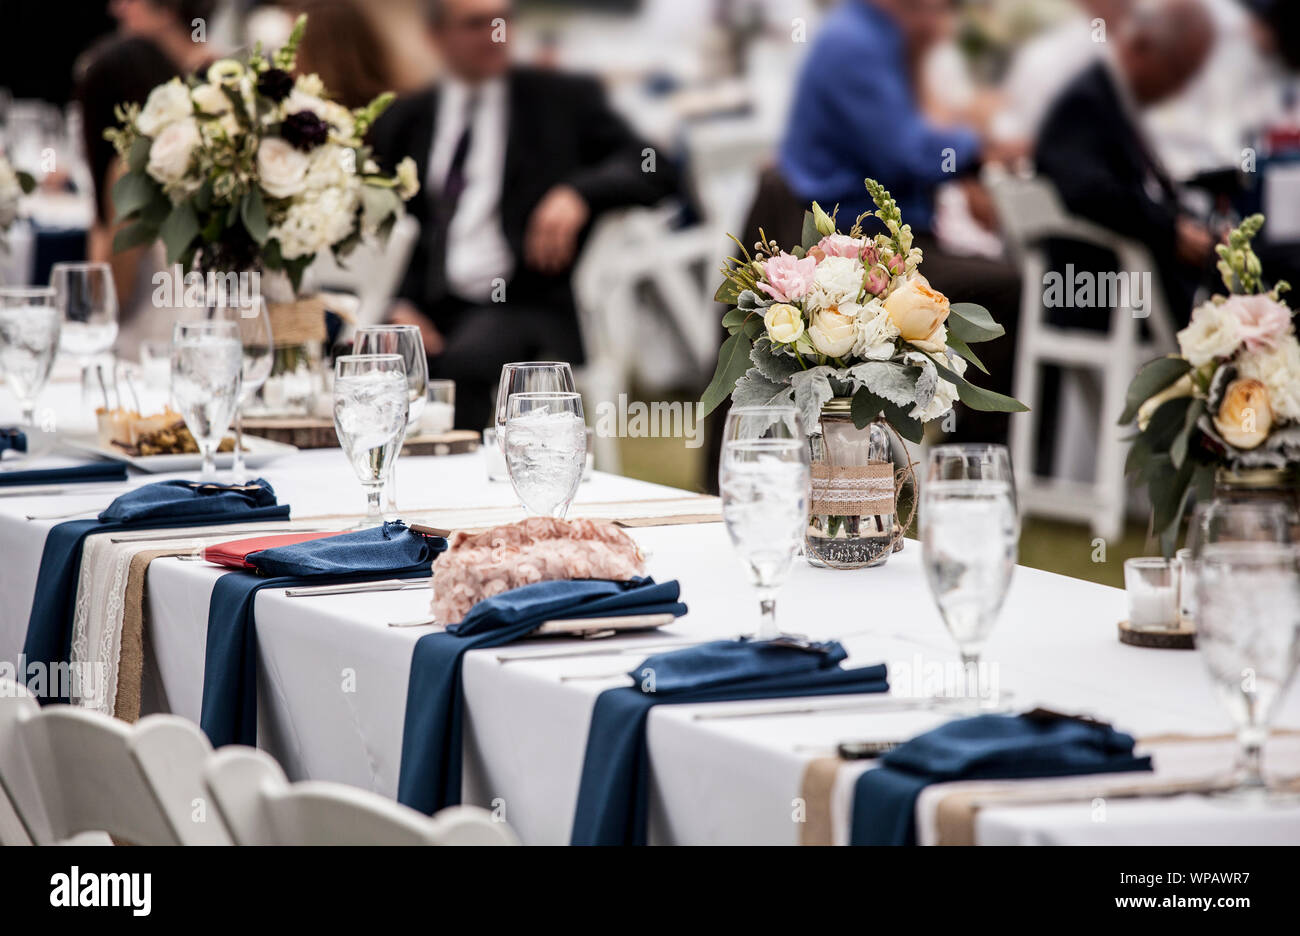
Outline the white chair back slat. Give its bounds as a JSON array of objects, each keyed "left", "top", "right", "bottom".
[
  {"left": 0, "top": 680, "right": 228, "bottom": 845},
  {"left": 304, "top": 215, "right": 421, "bottom": 332},
  {"left": 205, "top": 747, "right": 517, "bottom": 846}
]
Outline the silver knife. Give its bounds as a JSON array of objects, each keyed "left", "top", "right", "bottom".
[{"left": 284, "top": 579, "right": 431, "bottom": 598}]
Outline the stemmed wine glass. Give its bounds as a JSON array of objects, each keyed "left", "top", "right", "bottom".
[
  {"left": 920, "top": 443, "right": 1019, "bottom": 710},
  {"left": 503, "top": 391, "right": 587, "bottom": 518},
  {"left": 171, "top": 320, "right": 243, "bottom": 482},
  {"left": 0, "top": 287, "right": 61, "bottom": 461},
  {"left": 1189, "top": 500, "right": 1300, "bottom": 801},
  {"left": 333, "top": 354, "right": 409, "bottom": 528},
  {"left": 206, "top": 295, "right": 273, "bottom": 480},
  {"left": 718, "top": 405, "right": 810, "bottom": 640},
  {"left": 51, "top": 262, "right": 118, "bottom": 407},
  {"left": 495, "top": 362, "right": 576, "bottom": 447},
  {"left": 354, "top": 325, "right": 428, "bottom": 516}
]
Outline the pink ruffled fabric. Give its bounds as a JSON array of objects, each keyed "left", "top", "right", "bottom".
[{"left": 430, "top": 517, "right": 647, "bottom": 624}]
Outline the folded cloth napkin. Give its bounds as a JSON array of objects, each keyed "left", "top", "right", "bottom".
[
  {"left": 23, "top": 479, "right": 288, "bottom": 703},
  {"left": 849, "top": 712, "right": 1153, "bottom": 846},
  {"left": 0, "top": 461, "right": 127, "bottom": 487},
  {"left": 570, "top": 639, "right": 889, "bottom": 846},
  {"left": 201, "top": 522, "right": 445, "bottom": 747},
  {"left": 397, "top": 577, "right": 687, "bottom": 815},
  {"left": 0, "top": 427, "right": 27, "bottom": 457}
]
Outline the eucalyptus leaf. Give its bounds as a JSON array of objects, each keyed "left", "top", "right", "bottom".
[
  {"left": 943, "top": 332, "right": 988, "bottom": 374},
  {"left": 241, "top": 187, "right": 270, "bottom": 245},
  {"left": 1170, "top": 398, "right": 1206, "bottom": 469},
  {"left": 159, "top": 201, "right": 200, "bottom": 264},
  {"left": 947, "top": 303, "right": 1004, "bottom": 343},
  {"left": 801, "top": 211, "right": 819, "bottom": 251},
  {"left": 932, "top": 359, "right": 1030, "bottom": 413},
  {"left": 110, "top": 172, "right": 159, "bottom": 223},
  {"left": 111, "top": 221, "right": 157, "bottom": 255},
  {"left": 1119, "top": 356, "right": 1191, "bottom": 425},
  {"left": 699, "top": 332, "right": 753, "bottom": 418},
  {"left": 714, "top": 278, "right": 741, "bottom": 305},
  {"left": 127, "top": 136, "right": 151, "bottom": 174}
]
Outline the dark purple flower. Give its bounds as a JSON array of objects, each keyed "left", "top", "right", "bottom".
[
  {"left": 281, "top": 111, "right": 329, "bottom": 152},
  {"left": 257, "top": 68, "right": 294, "bottom": 103}
]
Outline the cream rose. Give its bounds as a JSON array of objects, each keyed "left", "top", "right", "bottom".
[
  {"left": 1136, "top": 373, "right": 1195, "bottom": 431},
  {"left": 885, "top": 275, "right": 950, "bottom": 347},
  {"left": 137, "top": 78, "right": 193, "bottom": 136},
  {"left": 257, "top": 137, "right": 310, "bottom": 200},
  {"left": 763, "top": 303, "right": 804, "bottom": 345},
  {"left": 1177, "top": 300, "right": 1243, "bottom": 366},
  {"left": 808, "top": 306, "right": 857, "bottom": 358},
  {"left": 1236, "top": 335, "right": 1300, "bottom": 422},
  {"left": 1213, "top": 378, "right": 1273, "bottom": 450},
  {"left": 145, "top": 117, "right": 200, "bottom": 185}
]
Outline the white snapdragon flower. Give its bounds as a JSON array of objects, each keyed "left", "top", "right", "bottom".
[
  {"left": 1237, "top": 334, "right": 1300, "bottom": 422},
  {"left": 137, "top": 78, "right": 193, "bottom": 136}
]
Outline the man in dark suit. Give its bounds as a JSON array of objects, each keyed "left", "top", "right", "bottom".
[
  {"left": 370, "top": 0, "right": 678, "bottom": 430},
  {"left": 1034, "top": 0, "right": 1217, "bottom": 326}
]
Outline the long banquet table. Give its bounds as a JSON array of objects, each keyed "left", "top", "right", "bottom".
[{"left": 2, "top": 438, "right": 1300, "bottom": 844}]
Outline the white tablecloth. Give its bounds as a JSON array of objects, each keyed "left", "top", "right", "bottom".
[{"left": 2, "top": 443, "right": 1299, "bottom": 844}]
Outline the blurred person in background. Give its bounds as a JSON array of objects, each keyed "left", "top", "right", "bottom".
[
  {"left": 288, "top": 0, "right": 396, "bottom": 109},
  {"left": 75, "top": 35, "right": 181, "bottom": 358},
  {"left": 371, "top": 0, "right": 679, "bottom": 431},
  {"left": 110, "top": 0, "right": 221, "bottom": 75},
  {"left": 1035, "top": 0, "right": 1217, "bottom": 326},
  {"left": 774, "top": 0, "right": 1023, "bottom": 444}
]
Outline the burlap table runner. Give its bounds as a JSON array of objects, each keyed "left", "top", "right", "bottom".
[
  {"left": 810, "top": 462, "right": 894, "bottom": 516},
  {"left": 797, "top": 731, "right": 1300, "bottom": 846},
  {"left": 114, "top": 547, "right": 192, "bottom": 722}
]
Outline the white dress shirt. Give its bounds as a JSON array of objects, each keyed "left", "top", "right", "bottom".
[{"left": 427, "top": 76, "right": 515, "bottom": 302}]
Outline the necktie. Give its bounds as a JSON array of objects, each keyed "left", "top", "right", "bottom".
[{"left": 426, "top": 92, "right": 479, "bottom": 305}]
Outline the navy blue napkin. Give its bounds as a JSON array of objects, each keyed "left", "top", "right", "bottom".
[
  {"left": 0, "top": 461, "right": 127, "bottom": 487},
  {"left": 849, "top": 713, "right": 1153, "bottom": 845},
  {"left": 570, "top": 639, "right": 889, "bottom": 846},
  {"left": 23, "top": 479, "right": 288, "bottom": 703},
  {"left": 0, "top": 427, "right": 27, "bottom": 457},
  {"left": 397, "top": 577, "right": 687, "bottom": 815},
  {"left": 200, "top": 522, "right": 445, "bottom": 747}
]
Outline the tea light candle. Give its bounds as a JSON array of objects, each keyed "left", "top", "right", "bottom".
[
  {"left": 421, "top": 401, "right": 455, "bottom": 435},
  {"left": 1124, "top": 557, "right": 1181, "bottom": 631}
]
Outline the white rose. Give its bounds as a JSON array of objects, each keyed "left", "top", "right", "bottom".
[
  {"left": 908, "top": 350, "right": 964, "bottom": 422},
  {"left": 257, "top": 137, "right": 311, "bottom": 200},
  {"left": 763, "top": 303, "right": 804, "bottom": 345},
  {"left": 303, "top": 144, "right": 354, "bottom": 194},
  {"left": 1237, "top": 334, "right": 1300, "bottom": 421},
  {"left": 1177, "top": 300, "right": 1243, "bottom": 366},
  {"left": 137, "top": 78, "right": 193, "bottom": 136},
  {"left": 145, "top": 117, "right": 200, "bottom": 185},
  {"left": 808, "top": 255, "right": 864, "bottom": 309},
  {"left": 191, "top": 83, "right": 228, "bottom": 115},
  {"left": 852, "top": 297, "right": 899, "bottom": 360},
  {"left": 808, "top": 305, "right": 858, "bottom": 358}
]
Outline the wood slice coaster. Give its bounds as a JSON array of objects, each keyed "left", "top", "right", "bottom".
[
  {"left": 402, "top": 431, "right": 481, "bottom": 456},
  {"left": 1118, "top": 619, "right": 1196, "bottom": 650},
  {"left": 243, "top": 417, "right": 337, "bottom": 449}
]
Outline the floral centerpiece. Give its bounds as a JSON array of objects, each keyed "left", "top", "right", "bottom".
[
  {"left": 105, "top": 14, "right": 418, "bottom": 288},
  {"left": 702, "top": 178, "right": 1024, "bottom": 568},
  {"left": 1122, "top": 215, "right": 1296, "bottom": 552},
  {"left": 0, "top": 155, "right": 36, "bottom": 249},
  {"left": 104, "top": 14, "right": 417, "bottom": 416}
]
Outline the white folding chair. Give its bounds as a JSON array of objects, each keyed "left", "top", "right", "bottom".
[
  {"left": 303, "top": 214, "right": 421, "bottom": 332},
  {"left": 0, "top": 678, "right": 229, "bottom": 845},
  {"left": 987, "top": 171, "right": 1179, "bottom": 541},
  {"left": 204, "top": 746, "right": 518, "bottom": 846}
]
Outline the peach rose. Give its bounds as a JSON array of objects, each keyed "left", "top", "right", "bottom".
[
  {"left": 1213, "top": 378, "right": 1273, "bottom": 450},
  {"left": 885, "top": 276, "right": 950, "bottom": 346}
]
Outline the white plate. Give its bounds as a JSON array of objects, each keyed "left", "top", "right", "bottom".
[{"left": 63, "top": 434, "right": 298, "bottom": 473}]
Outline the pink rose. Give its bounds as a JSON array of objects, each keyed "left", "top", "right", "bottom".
[
  {"left": 864, "top": 265, "right": 890, "bottom": 296},
  {"left": 815, "top": 234, "right": 874, "bottom": 264},
  {"left": 1225, "top": 294, "right": 1293, "bottom": 352},
  {"left": 759, "top": 252, "right": 817, "bottom": 303},
  {"left": 886, "top": 254, "right": 906, "bottom": 275}
]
